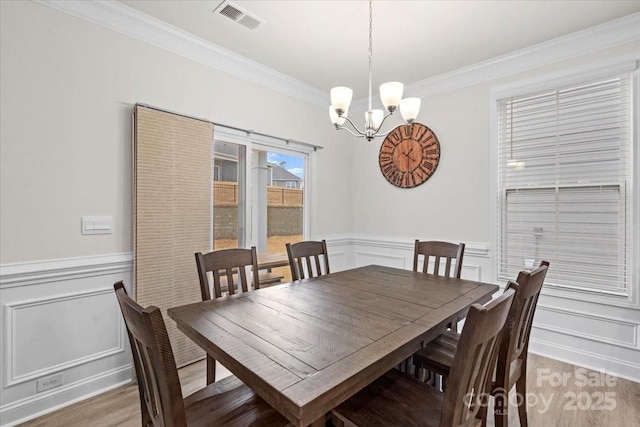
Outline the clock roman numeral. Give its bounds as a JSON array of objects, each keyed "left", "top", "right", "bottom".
[
  {"left": 405, "top": 172, "right": 414, "bottom": 187},
  {"left": 388, "top": 170, "right": 401, "bottom": 186},
  {"left": 379, "top": 152, "right": 393, "bottom": 163},
  {"left": 382, "top": 164, "right": 395, "bottom": 175},
  {"left": 422, "top": 160, "right": 434, "bottom": 171}
]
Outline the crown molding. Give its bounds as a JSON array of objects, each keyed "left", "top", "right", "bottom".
[
  {"left": 352, "top": 12, "right": 640, "bottom": 110},
  {"left": 35, "top": 1, "right": 638, "bottom": 111},
  {"left": 34, "top": 0, "right": 327, "bottom": 108},
  {"left": 408, "top": 12, "right": 640, "bottom": 98}
]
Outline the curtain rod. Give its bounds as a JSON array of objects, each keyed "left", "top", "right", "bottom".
[{"left": 135, "top": 103, "right": 324, "bottom": 151}]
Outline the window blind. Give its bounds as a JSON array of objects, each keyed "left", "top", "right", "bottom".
[
  {"left": 134, "top": 105, "right": 213, "bottom": 366},
  {"left": 497, "top": 72, "right": 632, "bottom": 295}
]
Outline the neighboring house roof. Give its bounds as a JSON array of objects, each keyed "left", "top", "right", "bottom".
[{"left": 269, "top": 163, "right": 302, "bottom": 181}]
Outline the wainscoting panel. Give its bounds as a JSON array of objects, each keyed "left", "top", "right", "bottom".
[
  {"left": 534, "top": 305, "right": 639, "bottom": 350},
  {"left": 0, "top": 254, "right": 134, "bottom": 426},
  {"left": 5, "top": 288, "right": 124, "bottom": 386}
]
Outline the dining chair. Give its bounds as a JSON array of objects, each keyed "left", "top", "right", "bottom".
[
  {"left": 113, "top": 281, "right": 289, "bottom": 427},
  {"left": 414, "top": 240, "right": 466, "bottom": 333},
  {"left": 332, "top": 283, "right": 517, "bottom": 427},
  {"left": 195, "top": 247, "right": 259, "bottom": 384},
  {"left": 413, "top": 240, "right": 465, "bottom": 278},
  {"left": 413, "top": 261, "right": 549, "bottom": 427},
  {"left": 285, "top": 239, "right": 330, "bottom": 281}
]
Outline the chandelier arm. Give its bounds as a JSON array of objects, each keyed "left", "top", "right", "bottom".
[
  {"left": 339, "top": 114, "right": 368, "bottom": 136},
  {"left": 335, "top": 125, "right": 367, "bottom": 138},
  {"left": 373, "top": 110, "right": 395, "bottom": 133}
]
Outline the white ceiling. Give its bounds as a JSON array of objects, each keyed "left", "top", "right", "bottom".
[{"left": 118, "top": 0, "right": 640, "bottom": 96}]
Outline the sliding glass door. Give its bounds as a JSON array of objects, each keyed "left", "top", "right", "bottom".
[
  {"left": 213, "top": 130, "right": 310, "bottom": 282},
  {"left": 212, "top": 140, "right": 246, "bottom": 250}
]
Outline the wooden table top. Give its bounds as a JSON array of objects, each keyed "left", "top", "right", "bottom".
[
  {"left": 257, "top": 252, "right": 289, "bottom": 269},
  {"left": 168, "top": 265, "right": 499, "bottom": 426}
]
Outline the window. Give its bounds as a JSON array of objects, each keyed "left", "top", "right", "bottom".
[
  {"left": 496, "top": 67, "right": 634, "bottom": 296},
  {"left": 212, "top": 128, "right": 313, "bottom": 272}
]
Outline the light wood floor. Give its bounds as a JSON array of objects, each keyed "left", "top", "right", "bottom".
[{"left": 20, "top": 354, "right": 640, "bottom": 426}]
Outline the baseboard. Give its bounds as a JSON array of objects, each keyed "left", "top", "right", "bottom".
[
  {"left": 529, "top": 337, "right": 640, "bottom": 384},
  {"left": 0, "top": 365, "right": 133, "bottom": 426}
]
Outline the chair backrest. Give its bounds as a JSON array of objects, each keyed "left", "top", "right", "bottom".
[
  {"left": 195, "top": 247, "right": 260, "bottom": 300},
  {"left": 498, "top": 261, "right": 549, "bottom": 372},
  {"left": 440, "top": 284, "right": 517, "bottom": 427},
  {"left": 114, "top": 281, "right": 186, "bottom": 427},
  {"left": 413, "top": 240, "right": 465, "bottom": 278},
  {"left": 286, "top": 240, "right": 330, "bottom": 281}
]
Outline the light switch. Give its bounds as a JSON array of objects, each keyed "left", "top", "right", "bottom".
[{"left": 82, "top": 216, "right": 112, "bottom": 235}]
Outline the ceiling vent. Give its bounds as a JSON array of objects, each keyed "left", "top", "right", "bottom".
[{"left": 213, "top": 1, "right": 265, "bottom": 31}]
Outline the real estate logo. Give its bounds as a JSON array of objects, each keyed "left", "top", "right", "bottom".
[{"left": 463, "top": 367, "right": 618, "bottom": 414}]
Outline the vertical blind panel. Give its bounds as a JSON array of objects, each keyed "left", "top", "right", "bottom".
[
  {"left": 497, "top": 72, "right": 632, "bottom": 295},
  {"left": 134, "top": 106, "right": 212, "bottom": 366}
]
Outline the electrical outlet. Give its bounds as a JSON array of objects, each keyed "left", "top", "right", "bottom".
[{"left": 37, "top": 373, "right": 63, "bottom": 393}]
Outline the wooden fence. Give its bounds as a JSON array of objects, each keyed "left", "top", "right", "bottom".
[{"left": 214, "top": 181, "right": 303, "bottom": 206}]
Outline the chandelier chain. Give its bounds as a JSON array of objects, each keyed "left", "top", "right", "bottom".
[{"left": 368, "top": 0, "right": 373, "bottom": 111}]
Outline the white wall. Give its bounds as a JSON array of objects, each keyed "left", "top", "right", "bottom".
[
  {"left": 0, "top": 0, "right": 351, "bottom": 264},
  {"left": 0, "top": 1, "right": 351, "bottom": 424}
]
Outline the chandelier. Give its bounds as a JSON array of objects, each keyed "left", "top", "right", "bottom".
[{"left": 329, "top": 0, "right": 421, "bottom": 141}]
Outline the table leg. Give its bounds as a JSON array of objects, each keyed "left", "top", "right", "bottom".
[{"left": 308, "top": 417, "right": 325, "bottom": 427}]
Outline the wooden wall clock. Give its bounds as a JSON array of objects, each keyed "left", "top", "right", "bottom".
[{"left": 379, "top": 123, "right": 441, "bottom": 188}]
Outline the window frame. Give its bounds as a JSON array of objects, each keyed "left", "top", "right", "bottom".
[
  {"left": 213, "top": 126, "right": 313, "bottom": 250},
  {"left": 490, "top": 57, "right": 639, "bottom": 308}
]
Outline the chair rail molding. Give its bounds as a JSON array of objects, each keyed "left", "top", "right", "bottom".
[{"left": 0, "top": 253, "right": 133, "bottom": 289}]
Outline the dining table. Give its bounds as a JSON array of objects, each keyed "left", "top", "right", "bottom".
[
  {"left": 256, "top": 251, "right": 290, "bottom": 270},
  {"left": 168, "top": 264, "right": 499, "bottom": 426}
]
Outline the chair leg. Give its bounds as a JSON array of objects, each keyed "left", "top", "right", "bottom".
[
  {"left": 493, "top": 387, "right": 509, "bottom": 427},
  {"left": 478, "top": 398, "right": 488, "bottom": 427},
  {"left": 206, "top": 355, "right": 216, "bottom": 385},
  {"left": 516, "top": 374, "right": 529, "bottom": 427}
]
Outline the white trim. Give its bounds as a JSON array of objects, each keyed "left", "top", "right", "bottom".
[
  {"left": 0, "top": 366, "right": 132, "bottom": 427},
  {"left": 529, "top": 338, "right": 640, "bottom": 384},
  {"left": 35, "top": 1, "right": 640, "bottom": 111},
  {"left": 407, "top": 14, "right": 640, "bottom": 98},
  {"left": 0, "top": 253, "right": 133, "bottom": 289},
  {"left": 347, "top": 234, "right": 490, "bottom": 258},
  {"left": 34, "top": 0, "right": 326, "bottom": 108}
]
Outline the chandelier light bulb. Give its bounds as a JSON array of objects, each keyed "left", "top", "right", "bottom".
[
  {"left": 380, "top": 82, "right": 404, "bottom": 111},
  {"left": 400, "top": 97, "right": 421, "bottom": 123},
  {"left": 330, "top": 87, "right": 353, "bottom": 112}
]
